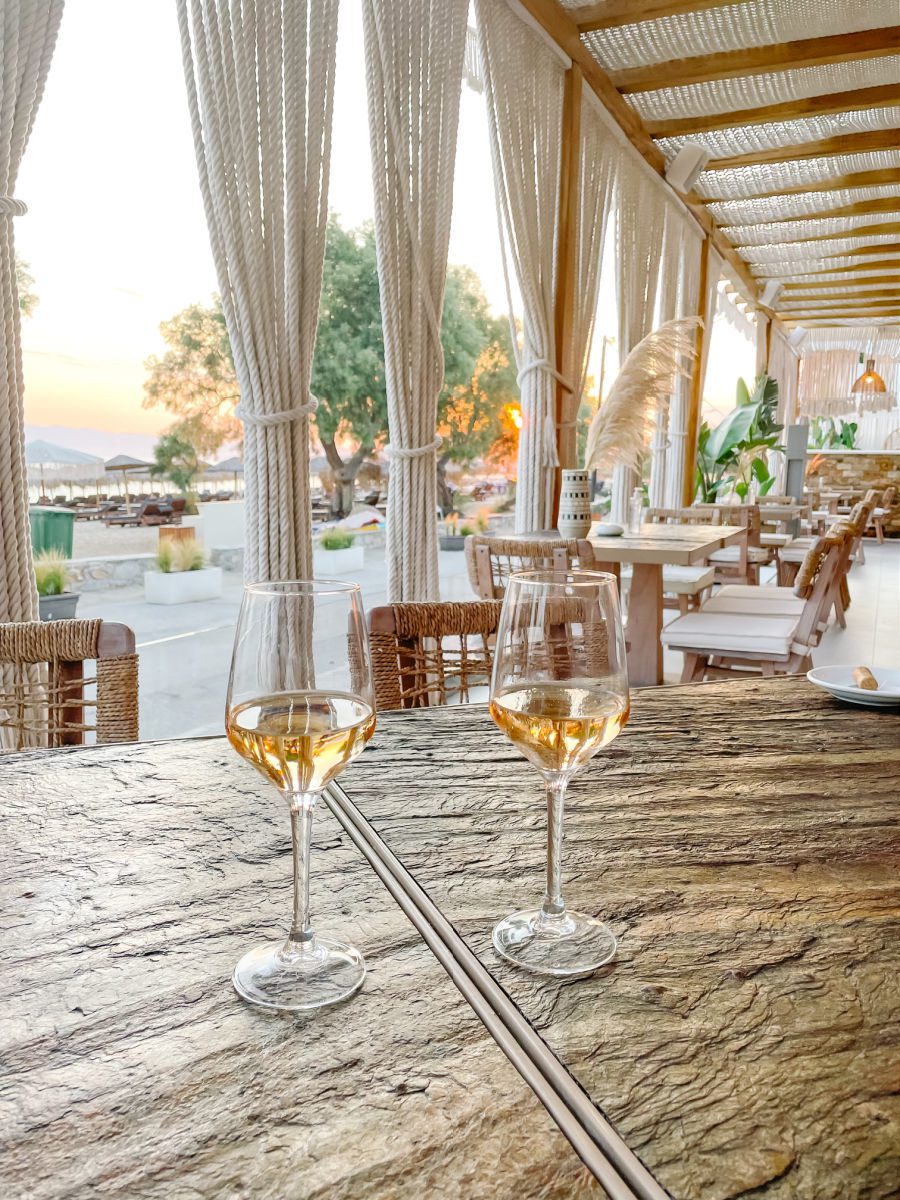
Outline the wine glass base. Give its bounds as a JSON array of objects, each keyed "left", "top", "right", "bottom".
[
  {"left": 233, "top": 937, "right": 366, "bottom": 1012},
  {"left": 492, "top": 909, "right": 617, "bottom": 977}
]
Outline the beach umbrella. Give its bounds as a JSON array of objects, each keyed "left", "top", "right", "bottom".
[
  {"left": 104, "top": 454, "right": 153, "bottom": 502},
  {"left": 205, "top": 455, "right": 243, "bottom": 494},
  {"left": 26, "top": 440, "right": 104, "bottom": 500}
]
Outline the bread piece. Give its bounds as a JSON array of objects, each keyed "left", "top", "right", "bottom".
[{"left": 852, "top": 666, "right": 878, "bottom": 691}]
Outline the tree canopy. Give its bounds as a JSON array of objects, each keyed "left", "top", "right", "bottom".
[
  {"left": 143, "top": 216, "right": 519, "bottom": 514},
  {"left": 151, "top": 430, "right": 202, "bottom": 495}
]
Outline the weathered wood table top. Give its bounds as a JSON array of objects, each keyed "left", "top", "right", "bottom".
[
  {"left": 345, "top": 677, "right": 900, "bottom": 1200},
  {"left": 0, "top": 738, "right": 601, "bottom": 1199},
  {"left": 2, "top": 677, "right": 898, "bottom": 1199},
  {"left": 589, "top": 524, "right": 743, "bottom": 566}
]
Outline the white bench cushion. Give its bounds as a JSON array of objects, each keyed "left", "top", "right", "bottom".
[
  {"left": 708, "top": 545, "right": 772, "bottom": 564},
  {"left": 702, "top": 585, "right": 805, "bottom": 617},
  {"left": 660, "top": 610, "right": 799, "bottom": 657},
  {"left": 760, "top": 532, "right": 793, "bottom": 548},
  {"left": 780, "top": 539, "right": 816, "bottom": 563},
  {"left": 622, "top": 564, "right": 715, "bottom": 594}
]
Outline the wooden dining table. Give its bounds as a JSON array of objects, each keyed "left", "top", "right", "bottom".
[
  {"left": 590, "top": 523, "right": 743, "bottom": 687},
  {"left": 3, "top": 676, "right": 897, "bottom": 1200}
]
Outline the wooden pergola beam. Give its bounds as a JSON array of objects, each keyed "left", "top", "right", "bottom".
[
  {"left": 683, "top": 237, "right": 711, "bottom": 507},
  {"left": 783, "top": 291, "right": 900, "bottom": 306},
  {"left": 731, "top": 224, "right": 900, "bottom": 254},
  {"left": 552, "top": 64, "right": 583, "bottom": 515},
  {"left": 612, "top": 27, "right": 900, "bottom": 93},
  {"left": 515, "top": 0, "right": 766, "bottom": 307},
  {"left": 778, "top": 304, "right": 900, "bottom": 319},
  {"left": 706, "top": 129, "right": 900, "bottom": 171},
  {"left": 783, "top": 275, "right": 900, "bottom": 289},
  {"left": 575, "top": 0, "right": 739, "bottom": 33},
  {"left": 778, "top": 260, "right": 900, "bottom": 278},
  {"left": 703, "top": 168, "right": 900, "bottom": 202},
  {"left": 647, "top": 83, "right": 900, "bottom": 137},
  {"left": 724, "top": 198, "right": 900, "bottom": 227}
]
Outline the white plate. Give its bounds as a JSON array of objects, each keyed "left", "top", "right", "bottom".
[
  {"left": 594, "top": 523, "right": 623, "bottom": 537},
  {"left": 807, "top": 665, "right": 900, "bottom": 706}
]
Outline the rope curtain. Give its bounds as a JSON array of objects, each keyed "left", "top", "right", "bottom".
[
  {"left": 0, "top": 0, "right": 64, "bottom": 626},
  {"left": 609, "top": 158, "right": 666, "bottom": 525},
  {"left": 664, "top": 220, "right": 703, "bottom": 509},
  {"left": 798, "top": 350, "right": 859, "bottom": 417},
  {"left": 176, "top": 0, "right": 338, "bottom": 583},
  {"left": 647, "top": 205, "right": 686, "bottom": 509},
  {"left": 567, "top": 92, "right": 617, "bottom": 427},
  {"left": 363, "top": 0, "right": 468, "bottom": 602},
  {"left": 476, "top": 0, "right": 566, "bottom": 533}
]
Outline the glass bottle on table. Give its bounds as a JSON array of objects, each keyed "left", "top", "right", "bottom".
[
  {"left": 225, "top": 580, "right": 375, "bottom": 1012},
  {"left": 627, "top": 486, "right": 644, "bottom": 535},
  {"left": 489, "top": 570, "right": 629, "bottom": 976}
]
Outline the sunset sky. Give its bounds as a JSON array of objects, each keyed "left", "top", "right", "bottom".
[{"left": 17, "top": 0, "right": 752, "bottom": 458}]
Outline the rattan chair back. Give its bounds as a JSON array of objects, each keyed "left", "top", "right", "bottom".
[
  {"left": 464, "top": 535, "right": 603, "bottom": 600},
  {"left": 0, "top": 620, "right": 138, "bottom": 751}
]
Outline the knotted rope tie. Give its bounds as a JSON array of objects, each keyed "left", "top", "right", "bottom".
[
  {"left": 385, "top": 434, "right": 443, "bottom": 459},
  {"left": 0, "top": 196, "right": 27, "bottom": 217},
  {"left": 516, "top": 360, "right": 574, "bottom": 470},
  {"left": 235, "top": 394, "right": 319, "bottom": 426}
]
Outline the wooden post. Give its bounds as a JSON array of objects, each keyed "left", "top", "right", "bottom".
[
  {"left": 682, "top": 236, "right": 711, "bottom": 507},
  {"left": 551, "top": 64, "right": 582, "bottom": 526}
]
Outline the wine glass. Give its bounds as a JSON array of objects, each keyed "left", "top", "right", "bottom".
[
  {"left": 489, "top": 569, "right": 629, "bottom": 976},
  {"left": 225, "top": 580, "right": 375, "bottom": 1012}
]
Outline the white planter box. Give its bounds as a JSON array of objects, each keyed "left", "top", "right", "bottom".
[
  {"left": 144, "top": 567, "right": 223, "bottom": 605},
  {"left": 313, "top": 545, "right": 365, "bottom": 576}
]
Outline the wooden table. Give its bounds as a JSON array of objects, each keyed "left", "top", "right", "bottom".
[
  {"left": 590, "top": 524, "right": 743, "bottom": 686},
  {"left": 3, "top": 680, "right": 897, "bottom": 1199}
]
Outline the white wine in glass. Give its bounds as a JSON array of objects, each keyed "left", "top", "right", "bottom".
[
  {"left": 489, "top": 570, "right": 629, "bottom": 977},
  {"left": 225, "top": 580, "right": 375, "bottom": 1012}
]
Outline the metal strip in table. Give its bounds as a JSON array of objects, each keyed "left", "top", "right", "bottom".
[
  {"left": 0, "top": 737, "right": 605, "bottom": 1199},
  {"left": 339, "top": 677, "right": 900, "bottom": 1200}
]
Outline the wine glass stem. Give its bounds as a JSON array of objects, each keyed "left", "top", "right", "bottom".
[
  {"left": 541, "top": 776, "right": 568, "bottom": 921},
  {"left": 288, "top": 798, "right": 316, "bottom": 953}
]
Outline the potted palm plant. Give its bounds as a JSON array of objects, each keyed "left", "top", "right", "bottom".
[
  {"left": 35, "top": 550, "right": 79, "bottom": 621},
  {"left": 144, "top": 537, "right": 223, "bottom": 604}
]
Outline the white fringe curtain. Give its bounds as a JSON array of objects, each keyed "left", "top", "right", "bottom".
[
  {"left": 609, "top": 158, "right": 667, "bottom": 524},
  {"left": 364, "top": 0, "right": 468, "bottom": 601},
  {"left": 647, "top": 209, "right": 682, "bottom": 509},
  {"left": 177, "top": 0, "right": 338, "bottom": 583},
  {"left": 664, "top": 221, "right": 703, "bottom": 509},
  {"left": 0, "top": 0, "right": 64, "bottom": 626},
  {"left": 476, "top": 0, "right": 566, "bottom": 532},
  {"left": 798, "top": 350, "right": 859, "bottom": 416},
  {"left": 567, "top": 91, "right": 617, "bottom": 441}
]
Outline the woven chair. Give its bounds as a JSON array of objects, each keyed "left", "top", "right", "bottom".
[
  {"left": 369, "top": 601, "right": 502, "bottom": 710},
  {"left": 464, "top": 535, "right": 610, "bottom": 600},
  {"left": 0, "top": 620, "right": 138, "bottom": 751}
]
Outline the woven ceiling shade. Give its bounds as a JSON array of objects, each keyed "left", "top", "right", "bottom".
[
  {"left": 695, "top": 152, "right": 900, "bottom": 201},
  {"left": 571, "top": 0, "right": 897, "bottom": 71},
  {"left": 562, "top": 0, "right": 898, "bottom": 329},
  {"left": 629, "top": 57, "right": 900, "bottom": 124},
  {"left": 800, "top": 327, "right": 900, "bottom": 355}
]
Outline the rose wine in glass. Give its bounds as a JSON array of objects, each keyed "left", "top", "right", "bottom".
[
  {"left": 489, "top": 570, "right": 629, "bottom": 976},
  {"left": 225, "top": 580, "right": 375, "bottom": 1011}
]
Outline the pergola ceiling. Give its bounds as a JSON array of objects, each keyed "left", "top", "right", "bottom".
[{"left": 557, "top": 0, "right": 900, "bottom": 330}]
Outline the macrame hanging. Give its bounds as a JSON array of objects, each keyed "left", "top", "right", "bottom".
[
  {"left": 0, "top": 0, "right": 64, "bottom": 627},
  {"left": 476, "top": 0, "right": 566, "bottom": 532},
  {"left": 363, "top": 0, "right": 468, "bottom": 602},
  {"left": 177, "top": 0, "right": 338, "bottom": 583}
]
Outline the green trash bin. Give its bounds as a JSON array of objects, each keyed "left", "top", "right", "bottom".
[{"left": 29, "top": 506, "right": 75, "bottom": 558}]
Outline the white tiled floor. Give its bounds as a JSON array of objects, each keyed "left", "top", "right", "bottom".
[{"left": 661, "top": 539, "right": 900, "bottom": 682}]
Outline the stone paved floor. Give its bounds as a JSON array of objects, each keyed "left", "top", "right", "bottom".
[{"left": 75, "top": 539, "right": 900, "bottom": 742}]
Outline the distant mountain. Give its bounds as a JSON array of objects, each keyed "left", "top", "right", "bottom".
[{"left": 24, "top": 424, "right": 158, "bottom": 461}]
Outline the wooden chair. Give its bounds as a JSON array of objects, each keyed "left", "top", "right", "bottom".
[
  {"left": 693, "top": 503, "right": 775, "bottom": 585},
  {"left": 869, "top": 486, "right": 896, "bottom": 544},
  {"left": 645, "top": 508, "right": 717, "bottom": 613},
  {"left": 463, "top": 535, "right": 612, "bottom": 600},
  {"left": 0, "top": 620, "right": 139, "bottom": 751},
  {"left": 661, "top": 531, "right": 849, "bottom": 682},
  {"left": 369, "top": 601, "right": 502, "bottom": 710}
]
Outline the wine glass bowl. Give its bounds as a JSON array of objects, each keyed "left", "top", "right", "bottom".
[
  {"left": 225, "top": 580, "right": 375, "bottom": 1012},
  {"left": 489, "top": 570, "right": 629, "bottom": 977}
]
